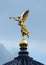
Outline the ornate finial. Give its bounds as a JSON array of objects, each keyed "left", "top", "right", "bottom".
[
  {"left": 9, "top": 10, "right": 29, "bottom": 47},
  {"left": 19, "top": 37, "right": 28, "bottom": 48}
]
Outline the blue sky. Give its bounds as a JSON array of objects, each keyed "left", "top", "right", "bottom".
[{"left": 0, "top": 0, "right": 46, "bottom": 64}]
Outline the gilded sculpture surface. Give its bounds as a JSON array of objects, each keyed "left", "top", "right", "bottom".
[{"left": 9, "top": 10, "right": 29, "bottom": 38}]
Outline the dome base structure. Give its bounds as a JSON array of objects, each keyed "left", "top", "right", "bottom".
[{"left": 3, "top": 39, "right": 44, "bottom": 65}]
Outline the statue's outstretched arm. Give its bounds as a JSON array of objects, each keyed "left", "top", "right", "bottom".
[
  {"left": 13, "top": 17, "right": 18, "bottom": 21},
  {"left": 9, "top": 17, "right": 18, "bottom": 21}
]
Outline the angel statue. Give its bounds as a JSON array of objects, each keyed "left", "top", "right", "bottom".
[{"left": 9, "top": 10, "right": 29, "bottom": 38}]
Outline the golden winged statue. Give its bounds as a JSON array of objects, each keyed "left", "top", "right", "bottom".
[{"left": 9, "top": 10, "right": 29, "bottom": 38}]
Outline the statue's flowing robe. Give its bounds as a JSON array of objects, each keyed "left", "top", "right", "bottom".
[{"left": 21, "top": 25, "right": 29, "bottom": 36}]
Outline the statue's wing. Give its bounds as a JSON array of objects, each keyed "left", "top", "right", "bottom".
[{"left": 21, "top": 10, "right": 29, "bottom": 23}]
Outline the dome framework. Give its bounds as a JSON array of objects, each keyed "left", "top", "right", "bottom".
[{"left": 4, "top": 39, "right": 44, "bottom": 65}]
